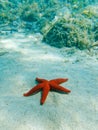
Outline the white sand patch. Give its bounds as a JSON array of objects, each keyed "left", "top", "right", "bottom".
[{"left": 0, "top": 33, "right": 98, "bottom": 130}]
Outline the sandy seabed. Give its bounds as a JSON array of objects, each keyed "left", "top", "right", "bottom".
[{"left": 0, "top": 33, "right": 98, "bottom": 130}]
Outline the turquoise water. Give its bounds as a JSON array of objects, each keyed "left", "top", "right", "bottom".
[{"left": 0, "top": 1, "right": 98, "bottom": 130}]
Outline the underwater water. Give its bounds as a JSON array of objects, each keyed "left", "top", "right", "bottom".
[{"left": 0, "top": 0, "right": 98, "bottom": 130}]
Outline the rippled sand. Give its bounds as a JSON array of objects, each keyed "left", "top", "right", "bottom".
[{"left": 0, "top": 33, "right": 98, "bottom": 130}]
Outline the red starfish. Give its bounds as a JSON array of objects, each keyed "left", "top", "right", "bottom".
[{"left": 23, "top": 77, "right": 71, "bottom": 105}]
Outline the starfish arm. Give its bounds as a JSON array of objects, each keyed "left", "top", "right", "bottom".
[
  {"left": 23, "top": 83, "right": 44, "bottom": 96},
  {"left": 40, "top": 83, "right": 50, "bottom": 105},
  {"left": 36, "top": 77, "right": 47, "bottom": 83},
  {"left": 51, "top": 83, "right": 71, "bottom": 93},
  {"left": 50, "top": 78, "right": 68, "bottom": 85}
]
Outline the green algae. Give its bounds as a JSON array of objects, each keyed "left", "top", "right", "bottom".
[
  {"left": 42, "top": 14, "right": 95, "bottom": 50},
  {"left": 0, "top": 0, "right": 98, "bottom": 50}
]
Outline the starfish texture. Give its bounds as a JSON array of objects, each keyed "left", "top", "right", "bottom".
[{"left": 23, "top": 77, "right": 71, "bottom": 105}]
